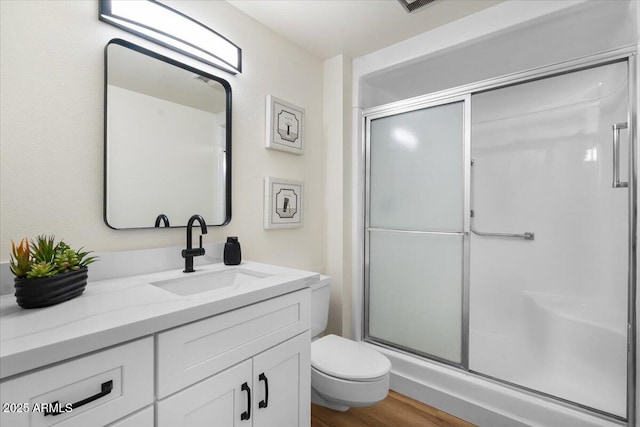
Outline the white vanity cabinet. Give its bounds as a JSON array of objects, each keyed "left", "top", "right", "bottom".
[
  {"left": 0, "top": 337, "right": 154, "bottom": 427},
  {"left": 0, "top": 262, "right": 316, "bottom": 427},
  {"left": 157, "top": 333, "right": 310, "bottom": 426},
  {"left": 156, "top": 289, "right": 311, "bottom": 427},
  {"left": 107, "top": 407, "right": 154, "bottom": 427}
]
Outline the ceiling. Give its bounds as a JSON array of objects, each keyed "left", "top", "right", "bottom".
[{"left": 226, "top": 0, "right": 504, "bottom": 60}]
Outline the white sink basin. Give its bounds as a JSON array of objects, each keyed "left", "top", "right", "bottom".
[{"left": 150, "top": 268, "right": 272, "bottom": 296}]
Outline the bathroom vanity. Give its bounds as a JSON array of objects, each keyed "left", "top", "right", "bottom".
[{"left": 0, "top": 261, "right": 317, "bottom": 426}]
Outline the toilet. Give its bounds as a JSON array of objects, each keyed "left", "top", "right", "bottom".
[{"left": 310, "top": 276, "right": 391, "bottom": 412}]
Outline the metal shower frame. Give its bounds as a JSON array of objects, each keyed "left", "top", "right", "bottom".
[{"left": 362, "top": 46, "right": 637, "bottom": 425}]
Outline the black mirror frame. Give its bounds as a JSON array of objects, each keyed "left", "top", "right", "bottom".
[{"left": 103, "top": 38, "right": 232, "bottom": 229}]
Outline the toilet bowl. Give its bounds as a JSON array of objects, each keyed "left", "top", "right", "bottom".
[{"left": 310, "top": 277, "right": 391, "bottom": 411}]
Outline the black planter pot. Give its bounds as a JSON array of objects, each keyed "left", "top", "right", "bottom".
[{"left": 14, "top": 268, "right": 88, "bottom": 309}]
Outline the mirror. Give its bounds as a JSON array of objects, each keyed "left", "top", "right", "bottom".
[{"left": 104, "top": 38, "right": 231, "bottom": 229}]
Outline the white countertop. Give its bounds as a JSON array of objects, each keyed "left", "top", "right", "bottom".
[{"left": 0, "top": 261, "right": 319, "bottom": 379}]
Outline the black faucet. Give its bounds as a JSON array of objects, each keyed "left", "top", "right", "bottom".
[
  {"left": 182, "top": 214, "right": 208, "bottom": 273},
  {"left": 155, "top": 214, "right": 170, "bottom": 228}
]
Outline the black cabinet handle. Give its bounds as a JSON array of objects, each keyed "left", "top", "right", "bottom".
[
  {"left": 258, "top": 373, "right": 269, "bottom": 409},
  {"left": 240, "top": 382, "right": 251, "bottom": 420},
  {"left": 45, "top": 380, "right": 113, "bottom": 416}
]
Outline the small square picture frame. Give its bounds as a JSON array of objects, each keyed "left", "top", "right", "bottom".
[
  {"left": 264, "top": 177, "right": 304, "bottom": 229},
  {"left": 266, "top": 95, "right": 305, "bottom": 154}
]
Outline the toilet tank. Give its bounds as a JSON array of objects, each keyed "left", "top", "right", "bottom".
[{"left": 310, "top": 275, "right": 331, "bottom": 338}]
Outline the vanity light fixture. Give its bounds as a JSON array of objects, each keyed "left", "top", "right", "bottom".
[{"left": 99, "top": 0, "right": 241, "bottom": 74}]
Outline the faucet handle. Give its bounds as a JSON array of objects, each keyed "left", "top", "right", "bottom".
[{"left": 199, "top": 235, "right": 204, "bottom": 249}]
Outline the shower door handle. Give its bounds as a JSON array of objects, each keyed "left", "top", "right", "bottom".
[
  {"left": 612, "top": 122, "right": 629, "bottom": 188},
  {"left": 470, "top": 226, "right": 534, "bottom": 241}
]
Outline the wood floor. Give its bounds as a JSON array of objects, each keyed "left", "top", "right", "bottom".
[{"left": 311, "top": 391, "right": 477, "bottom": 427}]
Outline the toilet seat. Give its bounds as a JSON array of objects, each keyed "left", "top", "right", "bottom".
[{"left": 312, "top": 334, "right": 391, "bottom": 381}]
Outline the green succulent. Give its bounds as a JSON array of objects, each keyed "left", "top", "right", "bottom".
[
  {"left": 26, "top": 261, "right": 58, "bottom": 278},
  {"left": 53, "top": 246, "right": 97, "bottom": 272},
  {"left": 75, "top": 248, "right": 98, "bottom": 269},
  {"left": 9, "top": 235, "right": 98, "bottom": 279},
  {"left": 31, "top": 235, "right": 57, "bottom": 263},
  {"left": 54, "top": 248, "right": 79, "bottom": 273}
]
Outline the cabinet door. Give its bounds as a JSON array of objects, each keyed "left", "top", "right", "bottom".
[
  {"left": 156, "top": 360, "right": 252, "bottom": 427},
  {"left": 253, "top": 332, "right": 310, "bottom": 427}
]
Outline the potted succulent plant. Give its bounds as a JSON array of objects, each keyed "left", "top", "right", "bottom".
[{"left": 9, "top": 235, "right": 97, "bottom": 309}]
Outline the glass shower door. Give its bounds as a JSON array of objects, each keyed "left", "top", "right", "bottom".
[
  {"left": 366, "top": 97, "right": 468, "bottom": 364},
  {"left": 469, "top": 61, "right": 630, "bottom": 417}
]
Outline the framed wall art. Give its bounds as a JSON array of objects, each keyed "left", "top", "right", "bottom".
[
  {"left": 264, "top": 177, "right": 304, "bottom": 229},
  {"left": 266, "top": 95, "right": 305, "bottom": 154}
]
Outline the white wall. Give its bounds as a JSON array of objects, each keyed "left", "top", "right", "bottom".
[
  {"left": 323, "top": 54, "right": 352, "bottom": 336},
  {"left": 0, "top": 1, "right": 325, "bottom": 275},
  {"left": 354, "top": 0, "right": 638, "bottom": 109}
]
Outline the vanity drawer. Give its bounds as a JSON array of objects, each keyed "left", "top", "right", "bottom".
[
  {"left": 0, "top": 337, "right": 154, "bottom": 427},
  {"left": 156, "top": 288, "right": 310, "bottom": 398}
]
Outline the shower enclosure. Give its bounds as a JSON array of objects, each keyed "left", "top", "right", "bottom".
[{"left": 364, "top": 57, "right": 635, "bottom": 422}]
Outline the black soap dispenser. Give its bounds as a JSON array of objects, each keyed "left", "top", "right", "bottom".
[{"left": 224, "top": 236, "right": 241, "bottom": 265}]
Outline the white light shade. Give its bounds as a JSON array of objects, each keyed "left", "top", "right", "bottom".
[{"left": 99, "top": 0, "right": 241, "bottom": 74}]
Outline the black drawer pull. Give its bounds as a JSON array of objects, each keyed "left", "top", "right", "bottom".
[
  {"left": 258, "top": 373, "right": 269, "bottom": 408},
  {"left": 240, "top": 382, "right": 251, "bottom": 420},
  {"left": 45, "top": 380, "right": 113, "bottom": 416}
]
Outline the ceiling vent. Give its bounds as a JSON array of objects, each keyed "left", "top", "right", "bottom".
[{"left": 397, "top": 0, "right": 441, "bottom": 13}]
